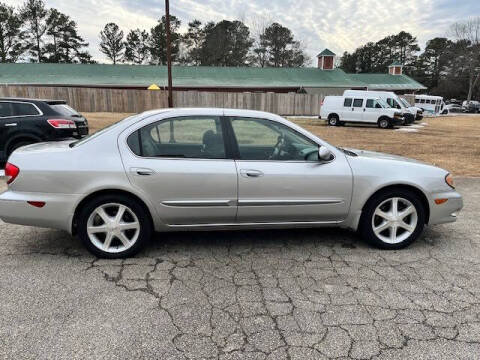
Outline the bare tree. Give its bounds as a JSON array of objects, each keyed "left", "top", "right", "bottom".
[
  {"left": 248, "top": 15, "right": 272, "bottom": 67},
  {"left": 450, "top": 17, "right": 480, "bottom": 100}
]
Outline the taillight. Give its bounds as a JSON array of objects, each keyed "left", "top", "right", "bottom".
[
  {"left": 5, "top": 162, "right": 20, "bottom": 185},
  {"left": 47, "top": 119, "right": 76, "bottom": 129}
]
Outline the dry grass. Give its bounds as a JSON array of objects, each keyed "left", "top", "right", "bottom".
[{"left": 83, "top": 112, "right": 480, "bottom": 177}]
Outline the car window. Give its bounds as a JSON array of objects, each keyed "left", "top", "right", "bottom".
[
  {"left": 12, "top": 102, "right": 40, "bottom": 116},
  {"left": 50, "top": 104, "right": 80, "bottom": 117},
  {"left": 366, "top": 99, "right": 374, "bottom": 108},
  {"left": 353, "top": 99, "right": 363, "bottom": 107},
  {"left": 0, "top": 102, "right": 15, "bottom": 117},
  {"left": 230, "top": 117, "right": 319, "bottom": 161},
  {"left": 344, "top": 98, "right": 353, "bottom": 107},
  {"left": 128, "top": 116, "right": 225, "bottom": 159}
]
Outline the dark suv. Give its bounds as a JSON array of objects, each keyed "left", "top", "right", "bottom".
[{"left": 0, "top": 98, "right": 88, "bottom": 162}]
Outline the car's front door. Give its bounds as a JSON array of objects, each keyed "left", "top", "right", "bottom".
[
  {"left": 120, "top": 114, "right": 237, "bottom": 225},
  {"left": 363, "top": 98, "right": 381, "bottom": 123},
  {"left": 226, "top": 114, "right": 353, "bottom": 223}
]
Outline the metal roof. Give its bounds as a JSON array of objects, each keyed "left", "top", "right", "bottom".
[
  {"left": 348, "top": 73, "right": 426, "bottom": 91},
  {"left": 0, "top": 63, "right": 425, "bottom": 91},
  {"left": 317, "top": 48, "right": 336, "bottom": 57},
  {"left": 0, "top": 63, "right": 365, "bottom": 89},
  {"left": 389, "top": 61, "right": 403, "bottom": 66}
]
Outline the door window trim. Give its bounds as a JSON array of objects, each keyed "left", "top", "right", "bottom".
[
  {"left": 223, "top": 116, "right": 335, "bottom": 164},
  {"left": 0, "top": 101, "right": 43, "bottom": 119},
  {"left": 124, "top": 115, "right": 233, "bottom": 161}
]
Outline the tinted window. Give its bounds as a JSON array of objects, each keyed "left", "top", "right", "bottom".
[
  {"left": 128, "top": 116, "right": 225, "bottom": 159},
  {"left": 366, "top": 99, "right": 374, "bottom": 108},
  {"left": 13, "top": 102, "right": 40, "bottom": 116},
  {"left": 231, "top": 117, "right": 319, "bottom": 161},
  {"left": 420, "top": 99, "right": 425, "bottom": 104},
  {"left": 344, "top": 98, "right": 353, "bottom": 107},
  {"left": 353, "top": 99, "right": 363, "bottom": 107},
  {"left": 50, "top": 104, "right": 80, "bottom": 116},
  {"left": 0, "top": 102, "right": 15, "bottom": 117}
]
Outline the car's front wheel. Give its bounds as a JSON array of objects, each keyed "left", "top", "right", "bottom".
[
  {"left": 78, "top": 194, "right": 152, "bottom": 258},
  {"left": 378, "top": 118, "right": 390, "bottom": 129},
  {"left": 360, "top": 189, "right": 426, "bottom": 249}
]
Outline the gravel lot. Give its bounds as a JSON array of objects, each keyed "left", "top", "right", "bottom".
[{"left": 1, "top": 178, "right": 480, "bottom": 359}]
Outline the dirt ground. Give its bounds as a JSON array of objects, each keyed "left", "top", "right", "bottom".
[{"left": 83, "top": 112, "right": 480, "bottom": 177}]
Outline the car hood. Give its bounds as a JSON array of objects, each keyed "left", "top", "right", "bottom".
[{"left": 344, "top": 148, "right": 428, "bottom": 165}]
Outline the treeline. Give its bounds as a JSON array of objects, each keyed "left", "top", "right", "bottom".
[
  {"left": 0, "top": 0, "right": 93, "bottom": 63},
  {"left": 99, "top": 17, "right": 310, "bottom": 67},
  {"left": 0, "top": 0, "right": 310, "bottom": 68},
  {"left": 340, "top": 18, "right": 480, "bottom": 100}
]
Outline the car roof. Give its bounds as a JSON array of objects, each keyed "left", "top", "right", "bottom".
[{"left": 0, "top": 97, "right": 67, "bottom": 105}]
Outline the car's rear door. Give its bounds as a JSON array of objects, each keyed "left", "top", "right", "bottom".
[
  {"left": 225, "top": 113, "right": 352, "bottom": 223},
  {"left": 119, "top": 111, "right": 238, "bottom": 226}
]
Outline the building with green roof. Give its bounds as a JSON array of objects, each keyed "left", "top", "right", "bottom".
[{"left": 0, "top": 49, "right": 426, "bottom": 94}]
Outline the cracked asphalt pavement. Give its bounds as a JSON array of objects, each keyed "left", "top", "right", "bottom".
[{"left": 1, "top": 178, "right": 480, "bottom": 359}]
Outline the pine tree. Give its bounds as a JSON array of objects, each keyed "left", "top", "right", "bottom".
[
  {"left": 20, "top": 0, "right": 48, "bottom": 62},
  {"left": 0, "top": 2, "right": 25, "bottom": 62},
  {"left": 124, "top": 29, "right": 150, "bottom": 64},
  {"left": 99, "top": 22, "right": 124, "bottom": 64}
]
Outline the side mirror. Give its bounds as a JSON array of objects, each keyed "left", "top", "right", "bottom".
[{"left": 319, "top": 146, "right": 332, "bottom": 161}]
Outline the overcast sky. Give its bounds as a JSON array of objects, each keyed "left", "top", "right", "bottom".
[{"left": 5, "top": 0, "right": 480, "bottom": 64}]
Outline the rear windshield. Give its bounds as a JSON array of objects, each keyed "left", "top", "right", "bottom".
[
  {"left": 69, "top": 114, "right": 137, "bottom": 148},
  {"left": 50, "top": 104, "right": 80, "bottom": 117}
]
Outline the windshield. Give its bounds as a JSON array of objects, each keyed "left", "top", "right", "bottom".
[
  {"left": 377, "top": 99, "right": 390, "bottom": 108},
  {"left": 399, "top": 98, "right": 411, "bottom": 107},
  {"left": 50, "top": 104, "right": 81, "bottom": 117},
  {"left": 69, "top": 114, "right": 137, "bottom": 147}
]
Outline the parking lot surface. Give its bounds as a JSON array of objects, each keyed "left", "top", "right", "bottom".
[{"left": 1, "top": 178, "right": 480, "bottom": 359}]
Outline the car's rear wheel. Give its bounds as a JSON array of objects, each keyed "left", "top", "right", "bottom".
[
  {"left": 328, "top": 115, "right": 339, "bottom": 126},
  {"left": 359, "top": 189, "right": 425, "bottom": 249},
  {"left": 78, "top": 194, "right": 152, "bottom": 258}
]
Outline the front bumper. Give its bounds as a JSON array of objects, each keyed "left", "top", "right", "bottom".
[
  {"left": 0, "top": 189, "right": 79, "bottom": 233},
  {"left": 428, "top": 190, "right": 463, "bottom": 225},
  {"left": 391, "top": 117, "right": 404, "bottom": 125}
]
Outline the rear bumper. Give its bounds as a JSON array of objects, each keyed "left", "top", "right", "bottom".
[
  {"left": 428, "top": 190, "right": 463, "bottom": 225},
  {"left": 0, "top": 190, "right": 79, "bottom": 233}
]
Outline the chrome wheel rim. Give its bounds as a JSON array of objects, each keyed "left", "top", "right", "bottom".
[
  {"left": 87, "top": 203, "right": 140, "bottom": 253},
  {"left": 330, "top": 117, "right": 337, "bottom": 125},
  {"left": 372, "top": 197, "right": 418, "bottom": 244}
]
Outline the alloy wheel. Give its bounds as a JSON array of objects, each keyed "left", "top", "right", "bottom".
[
  {"left": 371, "top": 197, "right": 418, "bottom": 244},
  {"left": 87, "top": 203, "right": 140, "bottom": 254}
]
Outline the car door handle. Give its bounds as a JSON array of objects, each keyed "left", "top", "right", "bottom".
[
  {"left": 240, "top": 169, "right": 264, "bottom": 178},
  {"left": 4, "top": 123, "right": 17, "bottom": 127},
  {"left": 131, "top": 167, "right": 154, "bottom": 176}
]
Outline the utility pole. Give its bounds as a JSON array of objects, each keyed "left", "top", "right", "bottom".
[{"left": 165, "top": 0, "right": 173, "bottom": 108}]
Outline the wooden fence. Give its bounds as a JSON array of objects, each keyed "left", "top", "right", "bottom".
[{"left": 0, "top": 85, "right": 323, "bottom": 115}]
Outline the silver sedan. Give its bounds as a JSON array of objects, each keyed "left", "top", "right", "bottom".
[{"left": 0, "top": 108, "right": 463, "bottom": 258}]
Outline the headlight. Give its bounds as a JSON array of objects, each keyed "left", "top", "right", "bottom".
[{"left": 445, "top": 173, "right": 455, "bottom": 189}]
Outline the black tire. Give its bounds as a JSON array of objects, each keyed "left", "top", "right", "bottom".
[
  {"left": 359, "top": 188, "right": 426, "bottom": 250},
  {"left": 378, "top": 118, "right": 390, "bottom": 129},
  {"left": 7, "top": 140, "right": 35, "bottom": 157},
  {"left": 77, "top": 194, "right": 152, "bottom": 258},
  {"left": 328, "top": 115, "right": 339, "bottom": 126}
]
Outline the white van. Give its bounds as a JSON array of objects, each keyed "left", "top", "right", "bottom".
[
  {"left": 320, "top": 95, "right": 404, "bottom": 128},
  {"left": 343, "top": 90, "right": 420, "bottom": 124}
]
